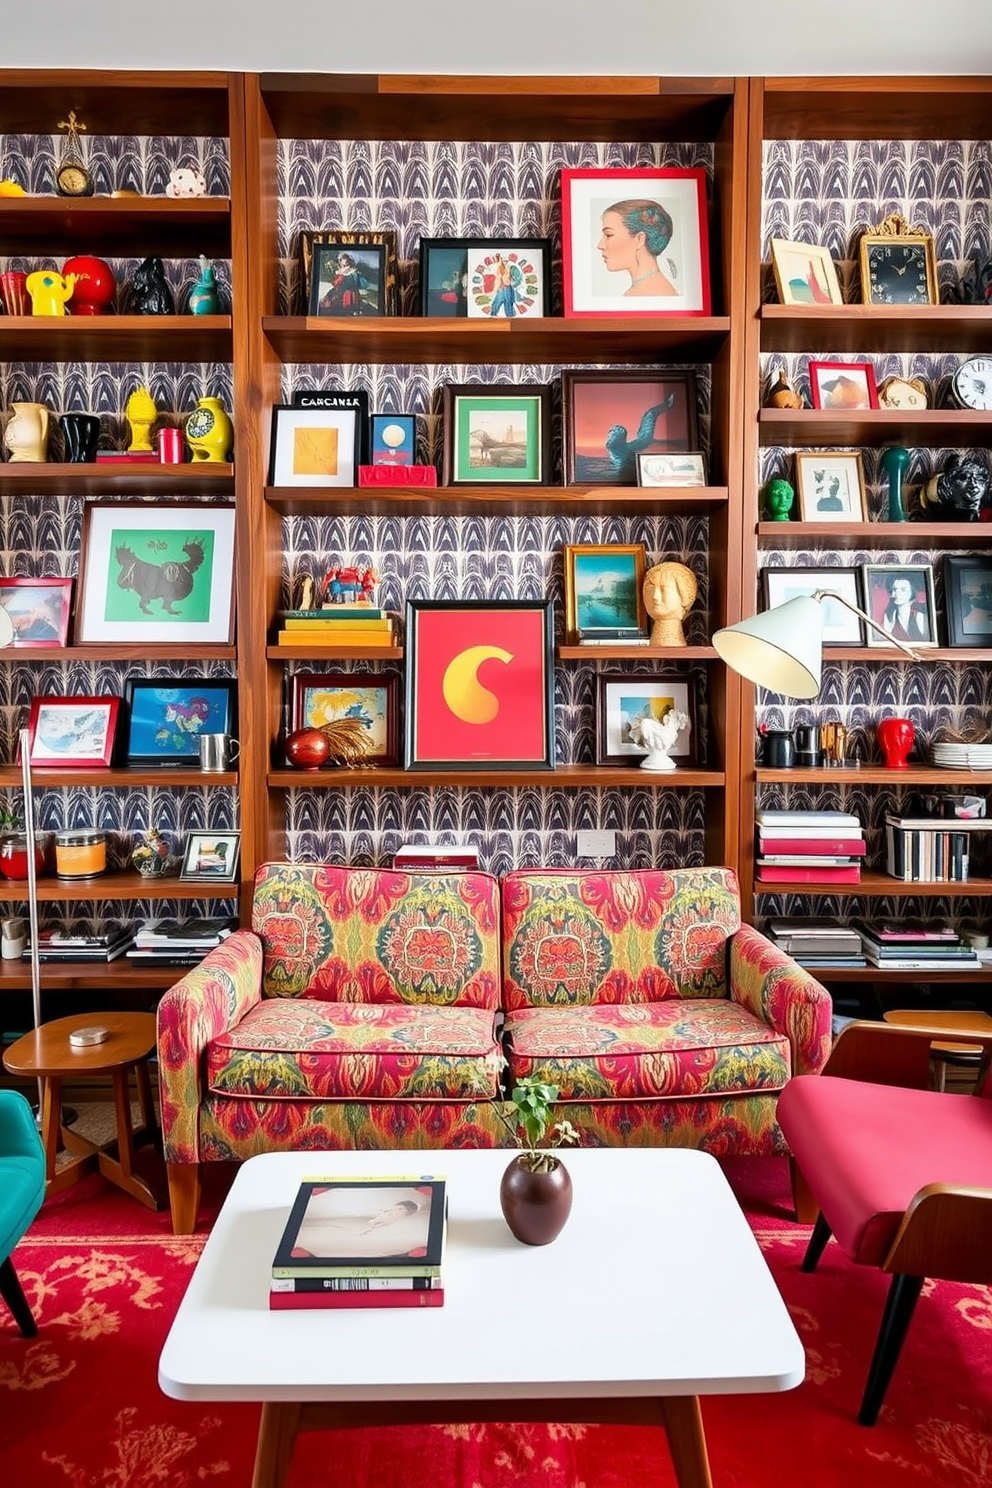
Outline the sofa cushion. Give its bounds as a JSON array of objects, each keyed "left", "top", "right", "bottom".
[
  {"left": 251, "top": 863, "right": 500, "bottom": 1007},
  {"left": 501, "top": 868, "right": 742, "bottom": 1009},
  {"left": 504, "top": 1000, "right": 790, "bottom": 1100},
  {"left": 206, "top": 998, "right": 500, "bottom": 1101}
]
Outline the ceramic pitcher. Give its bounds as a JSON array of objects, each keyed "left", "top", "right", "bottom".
[{"left": 3, "top": 401, "right": 50, "bottom": 462}]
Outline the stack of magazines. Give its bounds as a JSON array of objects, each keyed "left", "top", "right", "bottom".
[
  {"left": 269, "top": 1175, "right": 447, "bottom": 1310},
  {"left": 125, "top": 916, "right": 238, "bottom": 967},
  {"left": 31, "top": 925, "right": 134, "bottom": 962}
]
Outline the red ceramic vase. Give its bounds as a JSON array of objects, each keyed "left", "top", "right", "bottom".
[
  {"left": 499, "top": 1155, "right": 572, "bottom": 1245},
  {"left": 877, "top": 716, "right": 915, "bottom": 768},
  {"left": 284, "top": 726, "right": 331, "bottom": 770},
  {"left": 62, "top": 255, "right": 116, "bottom": 315}
]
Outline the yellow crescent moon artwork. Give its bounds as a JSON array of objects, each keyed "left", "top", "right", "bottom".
[{"left": 442, "top": 645, "right": 513, "bottom": 724}]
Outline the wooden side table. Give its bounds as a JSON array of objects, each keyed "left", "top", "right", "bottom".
[
  {"left": 882, "top": 1008, "right": 992, "bottom": 1091},
  {"left": 2, "top": 1011, "right": 163, "bottom": 1210}
]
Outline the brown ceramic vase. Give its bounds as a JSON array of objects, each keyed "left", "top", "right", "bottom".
[{"left": 499, "top": 1155, "right": 572, "bottom": 1245}]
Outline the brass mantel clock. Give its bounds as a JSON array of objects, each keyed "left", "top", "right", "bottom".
[{"left": 56, "top": 110, "right": 94, "bottom": 197}]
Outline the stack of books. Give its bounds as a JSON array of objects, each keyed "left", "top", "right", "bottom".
[
  {"left": 755, "top": 809, "right": 865, "bottom": 885},
  {"left": 851, "top": 916, "right": 982, "bottom": 971},
  {"left": 269, "top": 1175, "right": 447, "bottom": 1310},
  {"left": 765, "top": 916, "right": 866, "bottom": 968},
  {"left": 125, "top": 916, "right": 238, "bottom": 967},
  {"left": 578, "top": 626, "right": 650, "bottom": 647},
  {"left": 392, "top": 844, "right": 480, "bottom": 871},
  {"left": 31, "top": 925, "right": 134, "bottom": 962},
  {"left": 275, "top": 606, "right": 397, "bottom": 648},
  {"left": 884, "top": 811, "right": 991, "bottom": 883}
]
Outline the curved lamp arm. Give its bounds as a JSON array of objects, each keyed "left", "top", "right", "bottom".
[{"left": 812, "top": 589, "right": 921, "bottom": 660}]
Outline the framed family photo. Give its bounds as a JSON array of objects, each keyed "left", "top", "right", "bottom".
[
  {"left": 794, "top": 452, "right": 867, "bottom": 521},
  {"left": 404, "top": 599, "right": 555, "bottom": 770},
  {"left": 441, "top": 383, "right": 552, "bottom": 485},
  {"left": 290, "top": 671, "right": 400, "bottom": 766},
  {"left": 298, "top": 229, "right": 398, "bottom": 316},
  {"left": 862, "top": 563, "right": 938, "bottom": 648},
  {"left": 769, "top": 239, "right": 843, "bottom": 306},
  {"left": 180, "top": 829, "right": 241, "bottom": 883},
  {"left": 561, "top": 166, "right": 711, "bottom": 317},
  {"left": 269, "top": 403, "right": 362, "bottom": 487},
  {"left": 0, "top": 577, "right": 73, "bottom": 646},
  {"left": 75, "top": 503, "right": 236, "bottom": 645},
  {"left": 762, "top": 566, "right": 864, "bottom": 645},
  {"left": 564, "top": 542, "right": 648, "bottom": 642},
  {"left": 122, "top": 677, "right": 237, "bottom": 765},
  {"left": 808, "top": 360, "right": 878, "bottom": 411},
  {"left": 419, "top": 238, "right": 551, "bottom": 318},
  {"left": 943, "top": 555, "right": 992, "bottom": 648},
  {"left": 26, "top": 694, "right": 120, "bottom": 768},
  {"left": 595, "top": 672, "right": 696, "bottom": 765},
  {"left": 562, "top": 370, "right": 698, "bottom": 485}
]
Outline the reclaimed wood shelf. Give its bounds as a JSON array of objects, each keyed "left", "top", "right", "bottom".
[
  {"left": 0, "top": 767, "right": 236, "bottom": 788},
  {"left": 758, "top": 304, "right": 992, "bottom": 355},
  {"left": 0, "top": 873, "right": 239, "bottom": 902},
  {"left": 270, "top": 765, "right": 726, "bottom": 789},
  {"left": 756, "top": 520, "right": 992, "bottom": 549},
  {"left": 758, "top": 407, "right": 989, "bottom": 449},
  {"left": 0, "top": 315, "right": 233, "bottom": 363},
  {"left": 266, "top": 485, "right": 729, "bottom": 517},
  {"left": 0, "top": 463, "right": 234, "bottom": 497}
]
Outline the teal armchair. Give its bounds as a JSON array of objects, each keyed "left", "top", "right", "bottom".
[{"left": 0, "top": 1089, "right": 46, "bottom": 1336}]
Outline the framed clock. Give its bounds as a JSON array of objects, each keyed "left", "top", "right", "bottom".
[{"left": 859, "top": 214, "right": 938, "bottom": 306}]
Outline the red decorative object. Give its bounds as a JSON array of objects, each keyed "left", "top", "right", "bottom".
[
  {"left": 358, "top": 465, "right": 437, "bottom": 486},
  {"left": 0, "top": 833, "right": 46, "bottom": 880},
  {"left": 62, "top": 255, "right": 116, "bottom": 315},
  {"left": 499, "top": 1155, "right": 572, "bottom": 1245},
  {"left": 876, "top": 716, "right": 915, "bottom": 768},
  {"left": 284, "top": 726, "right": 331, "bottom": 770}
]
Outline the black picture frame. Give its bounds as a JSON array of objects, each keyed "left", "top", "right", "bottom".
[
  {"left": 122, "top": 677, "right": 238, "bottom": 765},
  {"left": 419, "top": 237, "right": 552, "bottom": 318},
  {"left": 944, "top": 555, "right": 992, "bottom": 648},
  {"left": 297, "top": 229, "right": 398, "bottom": 315},
  {"left": 441, "top": 382, "right": 553, "bottom": 486},
  {"left": 561, "top": 369, "right": 699, "bottom": 485},
  {"left": 595, "top": 671, "right": 697, "bottom": 765},
  {"left": 309, "top": 241, "right": 388, "bottom": 318},
  {"left": 268, "top": 402, "right": 363, "bottom": 487}
]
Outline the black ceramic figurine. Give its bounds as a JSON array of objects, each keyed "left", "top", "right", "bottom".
[
  {"left": 129, "top": 257, "right": 175, "bottom": 315},
  {"left": 919, "top": 454, "right": 991, "bottom": 521},
  {"left": 59, "top": 412, "right": 100, "bottom": 462}
]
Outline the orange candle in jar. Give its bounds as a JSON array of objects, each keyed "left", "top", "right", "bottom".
[{"left": 55, "top": 830, "right": 107, "bottom": 879}]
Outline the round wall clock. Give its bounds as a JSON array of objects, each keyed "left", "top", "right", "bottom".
[{"left": 952, "top": 357, "right": 992, "bottom": 411}]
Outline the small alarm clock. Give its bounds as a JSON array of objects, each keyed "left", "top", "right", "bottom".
[
  {"left": 952, "top": 357, "right": 992, "bottom": 412},
  {"left": 877, "top": 376, "right": 929, "bottom": 411}
]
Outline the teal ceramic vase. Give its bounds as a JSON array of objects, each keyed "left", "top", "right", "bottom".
[{"left": 880, "top": 445, "right": 911, "bottom": 522}]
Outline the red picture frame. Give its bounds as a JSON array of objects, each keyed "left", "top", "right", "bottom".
[
  {"left": 26, "top": 695, "right": 120, "bottom": 768},
  {"left": 0, "top": 577, "right": 73, "bottom": 647},
  {"left": 808, "top": 359, "right": 879, "bottom": 411},
  {"left": 404, "top": 601, "right": 555, "bottom": 770}
]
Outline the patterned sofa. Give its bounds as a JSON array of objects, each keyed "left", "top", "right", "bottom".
[{"left": 157, "top": 862, "right": 832, "bottom": 1232}]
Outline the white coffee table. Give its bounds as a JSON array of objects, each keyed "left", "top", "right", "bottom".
[{"left": 159, "top": 1149, "right": 803, "bottom": 1488}]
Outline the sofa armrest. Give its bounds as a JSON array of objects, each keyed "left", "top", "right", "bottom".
[
  {"left": 156, "top": 929, "right": 264, "bottom": 1163},
  {"left": 729, "top": 923, "right": 833, "bottom": 1076}
]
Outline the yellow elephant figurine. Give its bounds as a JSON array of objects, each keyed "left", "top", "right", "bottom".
[{"left": 25, "top": 270, "right": 77, "bottom": 316}]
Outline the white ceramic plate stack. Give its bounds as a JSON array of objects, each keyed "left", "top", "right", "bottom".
[{"left": 932, "top": 742, "right": 992, "bottom": 770}]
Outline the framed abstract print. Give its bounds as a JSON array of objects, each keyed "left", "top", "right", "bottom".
[
  {"left": 560, "top": 166, "right": 711, "bottom": 317},
  {"left": 595, "top": 672, "right": 696, "bottom": 765},
  {"left": 179, "top": 829, "right": 241, "bottom": 884},
  {"left": 441, "top": 383, "right": 552, "bottom": 485},
  {"left": 769, "top": 238, "right": 843, "bottom": 306},
  {"left": 0, "top": 577, "right": 73, "bottom": 646},
  {"left": 290, "top": 670, "right": 400, "bottom": 765},
  {"left": 404, "top": 600, "right": 555, "bottom": 770},
  {"left": 794, "top": 452, "right": 867, "bottom": 521},
  {"left": 562, "top": 370, "right": 698, "bottom": 485},
  {"left": 269, "top": 403, "right": 362, "bottom": 488},
  {"left": 122, "top": 678, "right": 237, "bottom": 765},
  {"left": 371, "top": 413, "right": 417, "bottom": 466},
  {"left": 808, "top": 360, "right": 878, "bottom": 411},
  {"left": 26, "top": 694, "right": 120, "bottom": 768},
  {"left": 944, "top": 555, "right": 992, "bottom": 648},
  {"left": 419, "top": 237, "right": 551, "bottom": 318}
]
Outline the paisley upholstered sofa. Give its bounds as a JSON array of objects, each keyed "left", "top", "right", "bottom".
[{"left": 157, "top": 862, "right": 831, "bottom": 1232}]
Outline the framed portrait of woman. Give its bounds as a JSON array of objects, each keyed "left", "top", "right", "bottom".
[{"left": 560, "top": 166, "right": 711, "bottom": 317}]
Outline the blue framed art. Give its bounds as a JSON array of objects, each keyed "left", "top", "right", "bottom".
[
  {"left": 371, "top": 413, "right": 417, "bottom": 466},
  {"left": 122, "top": 678, "right": 237, "bottom": 765}
]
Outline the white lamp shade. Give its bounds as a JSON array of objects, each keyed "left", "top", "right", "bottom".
[{"left": 711, "top": 594, "right": 824, "bottom": 699}]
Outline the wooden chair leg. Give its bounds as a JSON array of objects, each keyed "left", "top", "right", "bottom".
[
  {"left": 858, "top": 1272, "right": 924, "bottom": 1427},
  {"left": 801, "top": 1212, "right": 832, "bottom": 1273},
  {"left": 789, "top": 1157, "right": 820, "bottom": 1224},
  {"left": 0, "top": 1255, "right": 37, "bottom": 1338},
  {"left": 167, "top": 1162, "right": 202, "bottom": 1235}
]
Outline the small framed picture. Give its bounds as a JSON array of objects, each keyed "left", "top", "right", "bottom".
[
  {"left": 564, "top": 542, "right": 648, "bottom": 643},
  {"left": 419, "top": 238, "right": 551, "bottom": 319},
  {"left": 562, "top": 370, "right": 698, "bottom": 486},
  {"left": 761, "top": 566, "right": 864, "bottom": 645},
  {"left": 180, "top": 829, "right": 241, "bottom": 884},
  {"left": 769, "top": 239, "right": 843, "bottom": 306},
  {"left": 636, "top": 452, "right": 707, "bottom": 487},
  {"left": 0, "top": 577, "right": 73, "bottom": 647},
  {"left": 75, "top": 502, "right": 236, "bottom": 645},
  {"left": 122, "top": 678, "right": 237, "bottom": 765},
  {"left": 595, "top": 672, "right": 696, "bottom": 765},
  {"left": 290, "top": 671, "right": 400, "bottom": 766},
  {"left": 794, "top": 453, "right": 867, "bottom": 521},
  {"left": 269, "top": 402, "right": 362, "bottom": 487},
  {"left": 943, "top": 555, "right": 992, "bottom": 647},
  {"left": 560, "top": 166, "right": 711, "bottom": 317},
  {"left": 26, "top": 695, "right": 120, "bottom": 768},
  {"left": 298, "top": 229, "right": 398, "bottom": 316},
  {"left": 441, "top": 383, "right": 552, "bottom": 485},
  {"left": 404, "top": 600, "right": 555, "bottom": 770},
  {"left": 808, "top": 360, "right": 878, "bottom": 411},
  {"left": 861, "top": 563, "right": 938, "bottom": 648},
  {"left": 859, "top": 215, "right": 938, "bottom": 306},
  {"left": 371, "top": 413, "right": 417, "bottom": 466}
]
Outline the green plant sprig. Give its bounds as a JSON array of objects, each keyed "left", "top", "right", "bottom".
[{"left": 482, "top": 1053, "right": 579, "bottom": 1173}]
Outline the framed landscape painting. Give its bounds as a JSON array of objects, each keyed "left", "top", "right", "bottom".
[
  {"left": 441, "top": 383, "right": 552, "bottom": 485},
  {"left": 26, "top": 694, "right": 120, "bottom": 768},
  {"left": 564, "top": 542, "right": 648, "bottom": 643}
]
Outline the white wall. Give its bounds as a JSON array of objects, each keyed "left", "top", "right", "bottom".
[{"left": 4, "top": 0, "right": 991, "bottom": 76}]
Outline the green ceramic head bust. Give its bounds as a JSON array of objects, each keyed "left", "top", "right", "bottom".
[{"left": 765, "top": 477, "right": 795, "bottom": 520}]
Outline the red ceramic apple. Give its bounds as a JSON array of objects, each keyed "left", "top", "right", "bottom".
[{"left": 62, "top": 255, "right": 116, "bottom": 315}]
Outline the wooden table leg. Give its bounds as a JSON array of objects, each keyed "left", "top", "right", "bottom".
[
  {"left": 252, "top": 1402, "right": 301, "bottom": 1488},
  {"left": 661, "top": 1396, "right": 713, "bottom": 1488},
  {"left": 95, "top": 1064, "right": 162, "bottom": 1210},
  {"left": 39, "top": 1075, "right": 61, "bottom": 1180}
]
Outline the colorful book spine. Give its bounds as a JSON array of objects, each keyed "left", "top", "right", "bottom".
[
  {"left": 268, "top": 1288, "right": 444, "bottom": 1310},
  {"left": 757, "top": 837, "right": 866, "bottom": 856},
  {"left": 271, "top": 1275, "right": 441, "bottom": 1292},
  {"left": 755, "top": 864, "right": 862, "bottom": 884},
  {"left": 276, "top": 630, "right": 396, "bottom": 647}
]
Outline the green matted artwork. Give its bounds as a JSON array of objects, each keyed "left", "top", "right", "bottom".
[
  {"left": 441, "top": 383, "right": 552, "bottom": 485},
  {"left": 75, "top": 502, "right": 236, "bottom": 644}
]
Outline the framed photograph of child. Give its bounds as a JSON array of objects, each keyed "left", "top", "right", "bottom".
[
  {"left": 808, "top": 360, "right": 878, "bottom": 411},
  {"left": 861, "top": 563, "right": 938, "bottom": 648},
  {"left": 794, "top": 452, "right": 867, "bottom": 521},
  {"left": 560, "top": 166, "right": 711, "bottom": 317},
  {"left": 179, "top": 829, "right": 241, "bottom": 884},
  {"left": 298, "top": 230, "right": 398, "bottom": 316}
]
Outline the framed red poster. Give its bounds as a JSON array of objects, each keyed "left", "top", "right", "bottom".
[{"left": 404, "top": 600, "right": 556, "bottom": 770}]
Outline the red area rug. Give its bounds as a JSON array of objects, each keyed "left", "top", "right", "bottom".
[{"left": 1, "top": 1157, "right": 990, "bottom": 1487}]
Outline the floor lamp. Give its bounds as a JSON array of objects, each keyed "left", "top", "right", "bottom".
[
  {"left": 19, "top": 726, "right": 44, "bottom": 1117},
  {"left": 711, "top": 589, "right": 920, "bottom": 698}
]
